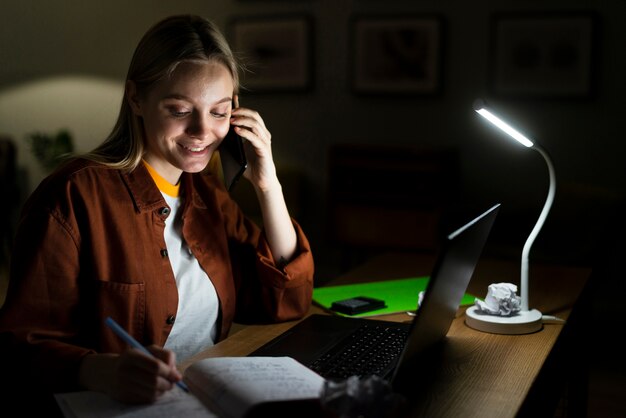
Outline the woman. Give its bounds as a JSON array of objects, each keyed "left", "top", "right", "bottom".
[{"left": 0, "top": 14, "right": 314, "bottom": 410}]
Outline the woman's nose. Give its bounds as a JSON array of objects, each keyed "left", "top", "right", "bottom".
[{"left": 185, "top": 112, "right": 211, "bottom": 138}]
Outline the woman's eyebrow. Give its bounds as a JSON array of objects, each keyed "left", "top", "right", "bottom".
[
  {"left": 216, "top": 96, "right": 233, "bottom": 104},
  {"left": 161, "top": 94, "right": 191, "bottom": 101},
  {"left": 161, "top": 94, "right": 232, "bottom": 104}
]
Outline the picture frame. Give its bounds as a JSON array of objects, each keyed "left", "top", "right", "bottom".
[
  {"left": 489, "top": 12, "right": 598, "bottom": 99},
  {"left": 228, "top": 15, "right": 313, "bottom": 92},
  {"left": 350, "top": 15, "right": 444, "bottom": 95}
]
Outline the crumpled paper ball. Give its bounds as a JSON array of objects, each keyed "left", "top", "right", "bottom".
[
  {"left": 320, "top": 375, "right": 405, "bottom": 418},
  {"left": 474, "top": 283, "right": 522, "bottom": 316}
]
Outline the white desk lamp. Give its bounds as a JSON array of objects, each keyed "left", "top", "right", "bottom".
[{"left": 465, "top": 98, "right": 556, "bottom": 334}]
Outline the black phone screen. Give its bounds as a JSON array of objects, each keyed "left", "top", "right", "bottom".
[{"left": 219, "top": 125, "right": 247, "bottom": 191}]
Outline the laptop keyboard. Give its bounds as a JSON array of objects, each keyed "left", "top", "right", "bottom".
[{"left": 308, "top": 322, "right": 409, "bottom": 379}]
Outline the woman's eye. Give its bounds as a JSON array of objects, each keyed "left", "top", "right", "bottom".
[
  {"left": 165, "top": 106, "right": 190, "bottom": 117},
  {"left": 211, "top": 112, "right": 228, "bottom": 118}
]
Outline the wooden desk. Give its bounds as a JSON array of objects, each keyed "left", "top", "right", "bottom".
[{"left": 180, "top": 252, "right": 592, "bottom": 418}]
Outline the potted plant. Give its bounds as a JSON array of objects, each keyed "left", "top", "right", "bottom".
[{"left": 27, "top": 129, "right": 74, "bottom": 172}]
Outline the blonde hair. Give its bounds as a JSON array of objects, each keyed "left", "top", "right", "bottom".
[{"left": 82, "top": 15, "right": 241, "bottom": 172}]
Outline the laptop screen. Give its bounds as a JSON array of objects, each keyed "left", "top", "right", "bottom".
[{"left": 391, "top": 203, "right": 500, "bottom": 387}]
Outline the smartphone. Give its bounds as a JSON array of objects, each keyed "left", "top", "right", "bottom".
[
  {"left": 219, "top": 106, "right": 247, "bottom": 192},
  {"left": 330, "top": 296, "right": 387, "bottom": 315}
]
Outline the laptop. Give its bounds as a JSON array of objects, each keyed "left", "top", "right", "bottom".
[{"left": 249, "top": 203, "right": 500, "bottom": 393}]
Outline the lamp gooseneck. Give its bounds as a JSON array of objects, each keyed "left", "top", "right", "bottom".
[{"left": 520, "top": 145, "right": 555, "bottom": 311}]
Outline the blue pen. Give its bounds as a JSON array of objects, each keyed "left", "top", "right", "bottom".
[{"left": 104, "top": 316, "right": 189, "bottom": 392}]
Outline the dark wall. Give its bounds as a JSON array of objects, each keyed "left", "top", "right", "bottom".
[{"left": 1, "top": 0, "right": 624, "bottom": 276}]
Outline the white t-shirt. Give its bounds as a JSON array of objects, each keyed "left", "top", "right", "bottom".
[{"left": 161, "top": 193, "right": 219, "bottom": 362}]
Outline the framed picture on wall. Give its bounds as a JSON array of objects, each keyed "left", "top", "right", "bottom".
[
  {"left": 489, "top": 12, "right": 598, "bottom": 99},
  {"left": 228, "top": 15, "right": 313, "bottom": 92},
  {"left": 350, "top": 15, "right": 444, "bottom": 95}
]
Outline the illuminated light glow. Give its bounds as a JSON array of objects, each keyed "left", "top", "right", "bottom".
[{"left": 475, "top": 108, "right": 534, "bottom": 148}]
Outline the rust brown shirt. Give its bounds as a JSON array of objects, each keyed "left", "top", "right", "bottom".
[{"left": 0, "top": 158, "right": 314, "bottom": 393}]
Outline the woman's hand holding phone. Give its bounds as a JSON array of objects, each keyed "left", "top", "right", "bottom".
[{"left": 219, "top": 97, "right": 247, "bottom": 191}]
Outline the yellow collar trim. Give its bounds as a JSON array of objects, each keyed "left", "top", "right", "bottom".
[{"left": 143, "top": 160, "right": 180, "bottom": 198}]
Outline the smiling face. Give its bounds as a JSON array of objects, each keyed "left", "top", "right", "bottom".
[{"left": 127, "top": 60, "right": 234, "bottom": 184}]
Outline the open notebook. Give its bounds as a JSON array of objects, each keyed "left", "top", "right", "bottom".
[{"left": 250, "top": 204, "right": 500, "bottom": 393}]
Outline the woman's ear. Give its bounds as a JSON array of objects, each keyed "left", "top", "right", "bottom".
[{"left": 126, "top": 80, "right": 142, "bottom": 115}]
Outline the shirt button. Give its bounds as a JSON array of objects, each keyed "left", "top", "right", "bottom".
[
  {"left": 166, "top": 315, "right": 176, "bottom": 325},
  {"left": 158, "top": 207, "right": 171, "bottom": 217},
  {"left": 160, "top": 249, "right": 169, "bottom": 258}
]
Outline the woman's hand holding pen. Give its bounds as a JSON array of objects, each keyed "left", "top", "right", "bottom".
[{"left": 79, "top": 346, "right": 183, "bottom": 404}]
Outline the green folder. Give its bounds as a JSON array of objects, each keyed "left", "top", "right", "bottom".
[{"left": 313, "top": 276, "right": 477, "bottom": 318}]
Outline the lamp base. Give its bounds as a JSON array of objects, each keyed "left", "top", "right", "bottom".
[{"left": 465, "top": 306, "right": 543, "bottom": 335}]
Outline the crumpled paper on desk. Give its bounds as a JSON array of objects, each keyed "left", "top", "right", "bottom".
[
  {"left": 474, "top": 283, "right": 522, "bottom": 316},
  {"left": 320, "top": 375, "right": 405, "bottom": 418}
]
